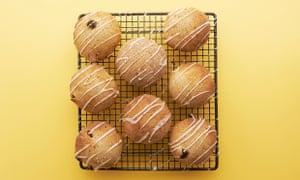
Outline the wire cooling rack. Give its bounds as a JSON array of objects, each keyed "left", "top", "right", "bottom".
[{"left": 76, "top": 12, "right": 218, "bottom": 171}]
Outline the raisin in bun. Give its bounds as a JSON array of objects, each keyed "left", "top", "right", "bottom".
[
  {"left": 164, "top": 7, "right": 210, "bottom": 51},
  {"left": 169, "top": 116, "right": 217, "bottom": 166},
  {"left": 69, "top": 64, "right": 119, "bottom": 113},
  {"left": 116, "top": 37, "right": 167, "bottom": 88},
  {"left": 122, "top": 94, "right": 171, "bottom": 144},
  {"left": 169, "top": 63, "right": 215, "bottom": 107},
  {"left": 73, "top": 11, "right": 121, "bottom": 62},
  {"left": 75, "top": 121, "right": 123, "bottom": 170}
]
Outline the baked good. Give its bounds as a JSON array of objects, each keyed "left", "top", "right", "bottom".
[
  {"left": 116, "top": 37, "right": 167, "bottom": 88},
  {"left": 164, "top": 7, "right": 210, "bottom": 51},
  {"left": 169, "top": 63, "right": 215, "bottom": 107},
  {"left": 169, "top": 115, "right": 217, "bottom": 166},
  {"left": 75, "top": 121, "right": 123, "bottom": 170},
  {"left": 69, "top": 64, "right": 119, "bottom": 113},
  {"left": 73, "top": 11, "right": 121, "bottom": 62},
  {"left": 122, "top": 94, "right": 171, "bottom": 144}
]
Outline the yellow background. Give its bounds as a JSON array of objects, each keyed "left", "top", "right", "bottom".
[{"left": 1, "top": 0, "right": 300, "bottom": 179}]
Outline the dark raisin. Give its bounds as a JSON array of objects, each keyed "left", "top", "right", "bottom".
[
  {"left": 87, "top": 20, "right": 97, "bottom": 29},
  {"left": 87, "top": 130, "right": 93, "bottom": 137},
  {"left": 71, "top": 94, "right": 76, "bottom": 99},
  {"left": 180, "top": 148, "right": 189, "bottom": 159},
  {"left": 78, "top": 13, "right": 86, "bottom": 20},
  {"left": 188, "top": 113, "right": 194, "bottom": 118}
]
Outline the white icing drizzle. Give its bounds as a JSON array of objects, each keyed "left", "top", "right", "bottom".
[
  {"left": 137, "top": 70, "right": 153, "bottom": 81},
  {"left": 194, "top": 30, "right": 210, "bottom": 50},
  {"left": 164, "top": 8, "right": 197, "bottom": 32},
  {"left": 206, "top": 93, "right": 215, "bottom": 102},
  {"left": 141, "top": 102, "right": 166, "bottom": 129},
  {"left": 174, "top": 81, "right": 193, "bottom": 101},
  {"left": 74, "top": 127, "right": 115, "bottom": 158},
  {"left": 172, "top": 63, "right": 197, "bottom": 83},
  {"left": 70, "top": 67, "right": 103, "bottom": 94},
  {"left": 168, "top": 8, "right": 186, "bottom": 17},
  {"left": 117, "top": 41, "right": 155, "bottom": 74},
  {"left": 118, "top": 37, "right": 145, "bottom": 57},
  {"left": 136, "top": 132, "right": 150, "bottom": 143},
  {"left": 93, "top": 90, "right": 118, "bottom": 108},
  {"left": 175, "top": 21, "right": 209, "bottom": 49},
  {"left": 93, "top": 158, "right": 112, "bottom": 170},
  {"left": 91, "top": 32, "right": 120, "bottom": 51},
  {"left": 189, "top": 141, "right": 217, "bottom": 166},
  {"left": 145, "top": 45, "right": 162, "bottom": 63},
  {"left": 79, "top": 77, "right": 113, "bottom": 99},
  {"left": 79, "top": 19, "right": 114, "bottom": 54},
  {"left": 87, "top": 122, "right": 105, "bottom": 136},
  {"left": 169, "top": 118, "right": 200, "bottom": 146},
  {"left": 123, "top": 95, "right": 145, "bottom": 117},
  {"left": 148, "top": 113, "right": 171, "bottom": 143},
  {"left": 128, "top": 69, "right": 148, "bottom": 84},
  {"left": 142, "top": 56, "right": 167, "bottom": 88},
  {"left": 165, "top": 32, "right": 180, "bottom": 43},
  {"left": 170, "top": 119, "right": 205, "bottom": 152},
  {"left": 180, "top": 73, "right": 211, "bottom": 104},
  {"left": 122, "top": 98, "right": 160, "bottom": 124},
  {"left": 69, "top": 65, "right": 95, "bottom": 86},
  {"left": 185, "top": 126, "right": 214, "bottom": 150},
  {"left": 183, "top": 90, "right": 210, "bottom": 106},
  {"left": 81, "top": 79, "right": 117, "bottom": 111},
  {"left": 86, "top": 139, "right": 122, "bottom": 166}
]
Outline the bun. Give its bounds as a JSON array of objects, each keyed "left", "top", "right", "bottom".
[
  {"left": 70, "top": 64, "right": 119, "bottom": 113},
  {"left": 116, "top": 37, "right": 167, "bottom": 88},
  {"left": 164, "top": 7, "right": 210, "bottom": 51},
  {"left": 169, "top": 63, "right": 215, "bottom": 107},
  {"left": 122, "top": 94, "right": 171, "bottom": 144},
  {"left": 73, "top": 11, "right": 121, "bottom": 62},
  {"left": 169, "top": 116, "right": 217, "bottom": 166},
  {"left": 75, "top": 121, "right": 123, "bottom": 170}
]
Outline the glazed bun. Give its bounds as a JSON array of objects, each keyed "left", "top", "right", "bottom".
[
  {"left": 73, "top": 11, "right": 121, "bottom": 62},
  {"left": 164, "top": 7, "right": 210, "bottom": 51},
  {"left": 116, "top": 37, "right": 167, "bottom": 88},
  {"left": 75, "top": 121, "right": 123, "bottom": 170},
  {"left": 122, "top": 94, "right": 171, "bottom": 144},
  {"left": 70, "top": 64, "right": 119, "bottom": 113},
  {"left": 169, "top": 116, "right": 217, "bottom": 166},
  {"left": 169, "top": 63, "right": 215, "bottom": 107}
]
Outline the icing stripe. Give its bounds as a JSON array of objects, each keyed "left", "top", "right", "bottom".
[
  {"left": 165, "top": 32, "right": 180, "bottom": 43},
  {"left": 75, "top": 127, "right": 115, "bottom": 157},
  {"left": 70, "top": 67, "right": 103, "bottom": 94},
  {"left": 164, "top": 9, "right": 197, "bottom": 32},
  {"left": 174, "top": 21, "right": 209, "bottom": 49},
  {"left": 79, "top": 77, "right": 113, "bottom": 99},
  {"left": 136, "top": 132, "right": 150, "bottom": 143},
  {"left": 148, "top": 113, "right": 171, "bottom": 143},
  {"left": 180, "top": 73, "right": 210, "bottom": 104},
  {"left": 123, "top": 95, "right": 145, "bottom": 117},
  {"left": 141, "top": 102, "right": 166, "bottom": 129},
  {"left": 189, "top": 141, "right": 217, "bottom": 166},
  {"left": 183, "top": 90, "right": 210, "bottom": 106}
]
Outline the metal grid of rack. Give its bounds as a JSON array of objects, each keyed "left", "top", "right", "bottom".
[{"left": 76, "top": 12, "right": 218, "bottom": 171}]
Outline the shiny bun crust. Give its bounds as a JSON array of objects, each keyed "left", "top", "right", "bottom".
[
  {"left": 164, "top": 7, "right": 210, "bottom": 51},
  {"left": 116, "top": 37, "right": 167, "bottom": 88},
  {"left": 169, "top": 116, "right": 217, "bottom": 166},
  {"left": 70, "top": 64, "right": 119, "bottom": 113},
  {"left": 169, "top": 63, "right": 215, "bottom": 107},
  {"left": 73, "top": 11, "right": 121, "bottom": 62},
  {"left": 122, "top": 94, "right": 171, "bottom": 144},
  {"left": 75, "top": 121, "right": 123, "bottom": 170}
]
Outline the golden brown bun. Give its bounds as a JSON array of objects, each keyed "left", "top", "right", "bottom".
[
  {"left": 75, "top": 121, "right": 123, "bottom": 170},
  {"left": 69, "top": 64, "right": 119, "bottom": 113},
  {"left": 169, "top": 116, "right": 217, "bottom": 166},
  {"left": 122, "top": 94, "right": 171, "bottom": 144},
  {"left": 169, "top": 63, "right": 215, "bottom": 107},
  {"left": 73, "top": 11, "right": 121, "bottom": 62},
  {"left": 164, "top": 7, "right": 210, "bottom": 51},
  {"left": 116, "top": 37, "right": 167, "bottom": 88}
]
